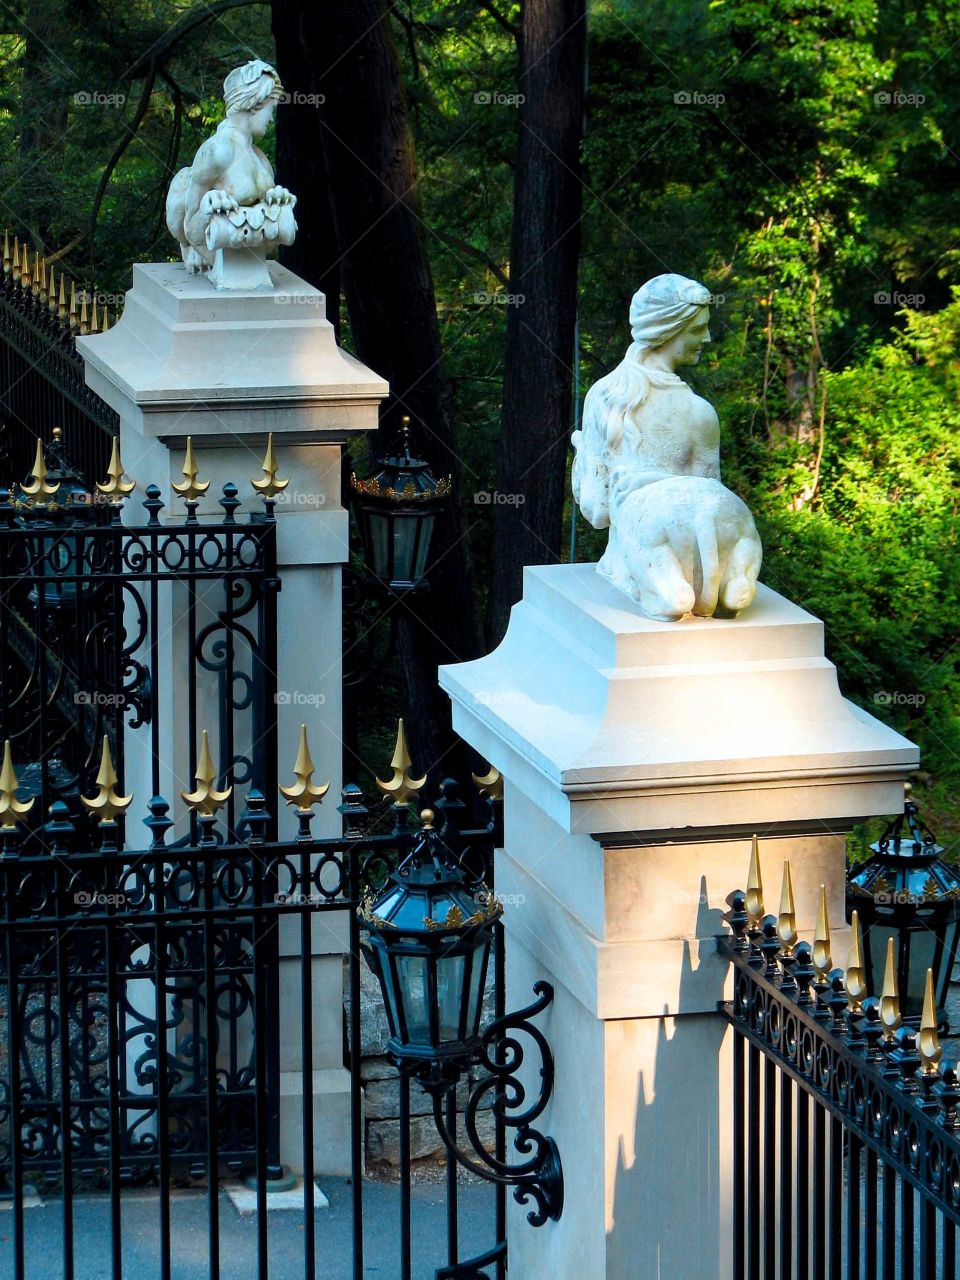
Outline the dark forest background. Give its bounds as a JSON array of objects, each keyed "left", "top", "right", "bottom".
[{"left": 3, "top": 0, "right": 959, "bottom": 840}]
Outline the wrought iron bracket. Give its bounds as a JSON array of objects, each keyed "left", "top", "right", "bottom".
[{"left": 413, "top": 980, "right": 563, "bottom": 1227}]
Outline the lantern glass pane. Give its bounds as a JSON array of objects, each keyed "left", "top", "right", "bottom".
[
  {"left": 397, "top": 954, "right": 431, "bottom": 1045},
  {"left": 368, "top": 512, "right": 392, "bottom": 580},
  {"left": 412, "top": 513, "right": 436, "bottom": 582},
  {"left": 905, "top": 927, "right": 937, "bottom": 1016},
  {"left": 379, "top": 950, "right": 402, "bottom": 1039},
  {"left": 437, "top": 953, "right": 465, "bottom": 1043},
  {"left": 391, "top": 517, "right": 417, "bottom": 584},
  {"left": 865, "top": 922, "right": 897, "bottom": 998},
  {"left": 465, "top": 938, "right": 489, "bottom": 1034}
]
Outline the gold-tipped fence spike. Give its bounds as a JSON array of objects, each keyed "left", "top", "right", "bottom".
[
  {"left": 2, "top": 229, "right": 10, "bottom": 275},
  {"left": 181, "top": 730, "right": 232, "bottom": 818},
  {"left": 777, "top": 860, "right": 798, "bottom": 953},
  {"left": 79, "top": 293, "right": 89, "bottom": 335},
  {"left": 89, "top": 299, "right": 99, "bottom": 334},
  {"left": 20, "top": 438, "right": 60, "bottom": 500},
  {"left": 11, "top": 236, "right": 20, "bottom": 281},
  {"left": 96, "top": 436, "right": 135, "bottom": 499},
  {"left": 58, "top": 273, "right": 67, "bottom": 320},
  {"left": 0, "top": 740, "right": 34, "bottom": 829},
  {"left": 919, "top": 968, "right": 943, "bottom": 1075},
  {"left": 846, "top": 909, "right": 868, "bottom": 1012},
  {"left": 172, "top": 437, "right": 210, "bottom": 504},
  {"left": 102, "top": 307, "right": 110, "bottom": 332},
  {"left": 81, "top": 736, "right": 133, "bottom": 825},
  {"left": 376, "top": 718, "right": 427, "bottom": 806},
  {"left": 813, "top": 882, "right": 831, "bottom": 979},
  {"left": 279, "top": 723, "right": 330, "bottom": 811},
  {"left": 472, "top": 764, "right": 503, "bottom": 802},
  {"left": 251, "top": 433, "right": 289, "bottom": 500},
  {"left": 47, "top": 266, "right": 57, "bottom": 311},
  {"left": 745, "top": 833, "right": 763, "bottom": 926},
  {"left": 880, "top": 935, "right": 902, "bottom": 1043},
  {"left": 69, "top": 281, "right": 78, "bottom": 329},
  {"left": 20, "top": 243, "right": 28, "bottom": 285}
]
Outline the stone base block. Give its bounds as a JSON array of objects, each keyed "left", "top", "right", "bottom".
[{"left": 279, "top": 1066, "right": 352, "bottom": 1177}]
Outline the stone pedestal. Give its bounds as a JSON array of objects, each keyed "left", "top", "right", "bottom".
[
  {"left": 440, "top": 563, "right": 918, "bottom": 1280},
  {"left": 78, "top": 261, "right": 389, "bottom": 1177}
]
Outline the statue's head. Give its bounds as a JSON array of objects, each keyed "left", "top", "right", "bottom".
[
  {"left": 629, "top": 274, "right": 712, "bottom": 368},
  {"left": 223, "top": 59, "right": 283, "bottom": 132}
]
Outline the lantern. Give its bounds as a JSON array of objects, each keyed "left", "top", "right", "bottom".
[{"left": 848, "top": 784, "right": 960, "bottom": 1027}]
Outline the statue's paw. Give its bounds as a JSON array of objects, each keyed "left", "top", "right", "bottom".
[
  {"left": 200, "top": 189, "right": 240, "bottom": 217},
  {"left": 185, "top": 247, "right": 208, "bottom": 274},
  {"left": 720, "top": 575, "right": 755, "bottom": 613},
  {"left": 265, "top": 185, "right": 296, "bottom": 206}
]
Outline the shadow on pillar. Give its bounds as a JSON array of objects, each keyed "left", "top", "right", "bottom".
[{"left": 608, "top": 883, "right": 728, "bottom": 1280}]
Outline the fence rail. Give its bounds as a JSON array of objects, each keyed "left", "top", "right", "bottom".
[{"left": 722, "top": 879, "right": 960, "bottom": 1279}]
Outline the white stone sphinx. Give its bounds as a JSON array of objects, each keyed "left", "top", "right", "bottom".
[
  {"left": 572, "top": 274, "right": 762, "bottom": 620},
  {"left": 165, "top": 59, "right": 297, "bottom": 290}
]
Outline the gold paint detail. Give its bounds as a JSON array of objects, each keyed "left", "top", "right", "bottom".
[
  {"left": 778, "top": 860, "right": 798, "bottom": 953},
  {"left": 813, "top": 883, "right": 832, "bottom": 979},
  {"left": 350, "top": 473, "right": 452, "bottom": 500},
  {"left": 919, "top": 968, "right": 943, "bottom": 1075},
  {"left": 376, "top": 719, "right": 427, "bottom": 806},
  {"left": 172, "top": 437, "right": 210, "bottom": 504},
  {"left": 472, "top": 765, "right": 503, "bottom": 802},
  {"left": 81, "top": 736, "right": 133, "bottom": 824},
  {"left": 0, "top": 740, "right": 34, "bottom": 829},
  {"left": 880, "top": 936, "right": 902, "bottom": 1044},
  {"left": 745, "top": 834, "right": 763, "bottom": 926},
  {"left": 846, "top": 909, "right": 868, "bottom": 1013},
  {"left": 279, "top": 724, "right": 330, "bottom": 810},
  {"left": 181, "top": 730, "right": 232, "bottom": 817},
  {"left": 20, "top": 438, "right": 60, "bottom": 500},
  {"left": 96, "top": 437, "right": 135, "bottom": 499},
  {"left": 251, "top": 433, "right": 289, "bottom": 500}
]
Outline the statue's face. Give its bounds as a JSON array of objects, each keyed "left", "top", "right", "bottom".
[
  {"left": 675, "top": 308, "right": 711, "bottom": 366},
  {"left": 249, "top": 98, "right": 277, "bottom": 137}
]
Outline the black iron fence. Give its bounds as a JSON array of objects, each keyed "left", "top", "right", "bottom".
[
  {"left": 722, "top": 870, "right": 960, "bottom": 1279},
  {"left": 0, "top": 237, "right": 116, "bottom": 490}
]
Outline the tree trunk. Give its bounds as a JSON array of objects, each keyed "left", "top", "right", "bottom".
[
  {"left": 290, "top": 0, "right": 484, "bottom": 783},
  {"left": 487, "top": 0, "right": 587, "bottom": 642},
  {"left": 270, "top": 1, "right": 341, "bottom": 337}
]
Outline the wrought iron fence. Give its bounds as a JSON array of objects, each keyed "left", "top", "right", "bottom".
[
  {"left": 721, "top": 856, "right": 960, "bottom": 1279},
  {"left": 0, "top": 234, "right": 117, "bottom": 490}
]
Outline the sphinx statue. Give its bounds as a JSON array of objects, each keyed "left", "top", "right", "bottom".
[
  {"left": 572, "top": 274, "right": 762, "bottom": 621},
  {"left": 165, "top": 59, "right": 297, "bottom": 289}
]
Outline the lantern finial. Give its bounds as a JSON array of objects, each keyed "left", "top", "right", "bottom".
[{"left": 919, "top": 968, "right": 942, "bottom": 1075}]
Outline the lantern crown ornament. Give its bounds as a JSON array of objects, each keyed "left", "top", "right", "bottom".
[{"left": 848, "top": 784, "right": 960, "bottom": 1029}]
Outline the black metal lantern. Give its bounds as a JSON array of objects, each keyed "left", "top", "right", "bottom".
[
  {"left": 350, "top": 416, "right": 450, "bottom": 592},
  {"left": 360, "top": 808, "right": 501, "bottom": 1071},
  {"left": 848, "top": 785, "right": 960, "bottom": 1027}
]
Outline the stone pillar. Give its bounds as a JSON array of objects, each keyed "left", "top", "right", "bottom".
[
  {"left": 78, "top": 261, "right": 388, "bottom": 1176},
  {"left": 440, "top": 563, "right": 918, "bottom": 1280}
]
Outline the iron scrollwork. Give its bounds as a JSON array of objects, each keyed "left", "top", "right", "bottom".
[{"left": 416, "top": 981, "right": 564, "bottom": 1227}]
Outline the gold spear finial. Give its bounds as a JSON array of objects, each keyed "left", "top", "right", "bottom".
[
  {"left": 778, "top": 860, "right": 798, "bottom": 952},
  {"left": 919, "top": 968, "right": 943, "bottom": 1075},
  {"left": 2, "top": 229, "right": 10, "bottom": 275},
  {"left": 79, "top": 291, "right": 89, "bottom": 335},
  {"left": 376, "top": 718, "right": 427, "bottom": 806},
  {"left": 846, "top": 908, "right": 868, "bottom": 1012},
  {"left": 279, "top": 724, "right": 330, "bottom": 810},
  {"left": 89, "top": 299, "right": 99, "bottom": 334},
  {"left": 0, "top": 740, "right": 34, "bottom": 829},
  {"left": 57, "top": 272, "right": 67, "bottom": 321},
  {"left": 472, "top": 764, "right": 503, "bottom": 802},
  {"left": 813, "top": 882, "right": 832, "bottom": 979},
  {"left": 47, "top": 264, "right": 57, "bottom": 312},
  {"left": 745, "top": 833, "right": 763, "bottom": 926},
  {"left": 69, "top": 280, "right": 78, "bottom": 329},
  {"left": 251, "top": 433, "right": 289, "bottom": 500},
  {"left": 81, "top": 736, "right": 133, "bottom": 824},
  {"left": 880, "top": 935, "right": 902, "bottom": 1044},
  {"left": 20, "top": 243, "right": 28, "bottom": 286},
  {"left": 20, "top": 437, "right": 60, "bottom": 500},
  {"left": 11, "top": 236, "right": 20, "bottom": 282},
  {"left": 102, "top": 307, "right": 110, "bottom": 332},
  {"left": 172, "top": 437, "right": 210, "bottom": 504},
  {"left": 31, "top": 251, "right": 41, "bottom": 297},
  {"left": 96, "top": 436, "right": 135, "bottom": 500},
  {"left": 181, "top": 730, "right": 232, "bottom": 818}
]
